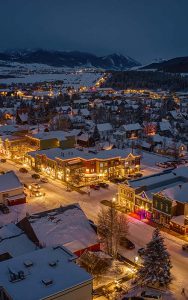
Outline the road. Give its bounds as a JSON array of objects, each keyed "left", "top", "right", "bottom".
[{"left": 0, "top": 160, "right": 117, "bottom": 224}]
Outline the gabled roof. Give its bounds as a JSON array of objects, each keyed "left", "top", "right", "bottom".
[{"left": 26, "top": 204, "right": 98, "bottom": 253}]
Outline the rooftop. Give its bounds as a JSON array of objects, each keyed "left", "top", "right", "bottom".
[
  {"left": 0, "top": 171, "right": 23, "bottom": 193},
  {"left": 30, "top": 129, "right": 80, "bottom": 141},
  {"left": 162, "top": 182, "right": 188, "bottom": 203},
  {"left": 0, "top": 246, "right": 92, "bottom": 300},
  {"left": 28, "top": 147, "right": 138, "bottom": 161},
  {"left": 27, "top": 204, "right": 98, "bottom": 253},
  {"left": 0, "top": 224, "right": 36, "bottom": 258}
]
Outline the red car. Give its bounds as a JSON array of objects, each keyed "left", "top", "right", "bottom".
[{"left": 90, "top": 184, "right": 100, "bottom": 190}]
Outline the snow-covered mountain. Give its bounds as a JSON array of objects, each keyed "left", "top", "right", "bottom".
[
  {"left": 141, "top": 56, "right": 188, "bottom": 73},
  {"left": 0, "top": 49, "right": 141, "bottom": 70}
]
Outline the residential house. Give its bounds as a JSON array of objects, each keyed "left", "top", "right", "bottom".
[{"left": 0, "top": 171, "right": 26, "bottom": 206}]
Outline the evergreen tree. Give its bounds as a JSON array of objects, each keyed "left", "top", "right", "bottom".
[
  {"left": 137, "top": 228, "right": 172, "bottom": 287},
  {"left": 93, "top": 125, "right": 100, "bottom": 142}
]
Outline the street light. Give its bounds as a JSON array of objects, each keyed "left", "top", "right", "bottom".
[{"left": 134, "top": 256, "right": 139, "bottom": 264}]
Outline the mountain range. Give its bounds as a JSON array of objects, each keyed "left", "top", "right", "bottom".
[
  {"left": 141, "top": 56, "right": 188, "bottom": 73},
  {"left": 0, "top": 49, "right": 141, "bottom": 70}
]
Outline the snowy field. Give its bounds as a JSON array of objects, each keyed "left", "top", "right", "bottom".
[{"left": 0, "top": 62, "right": 102, "bottom": 86}]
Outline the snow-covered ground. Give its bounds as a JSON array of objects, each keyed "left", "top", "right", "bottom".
[{"left": 0, "top": 62, "right": 102, "bottom": 86}]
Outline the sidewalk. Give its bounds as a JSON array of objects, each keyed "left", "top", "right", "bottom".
[{"left": 128, "top": 212, "right": 188, "bottom": 242}]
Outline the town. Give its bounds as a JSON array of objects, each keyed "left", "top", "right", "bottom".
[
  {"left": 1, "top": 1, "right": 188, "bottom": 299},
  {"left": 0, "top": 63, "right": 188, "bottom": 300}
]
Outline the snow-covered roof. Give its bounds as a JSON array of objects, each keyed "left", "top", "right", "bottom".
[
  {"left": 28, "top": 204, "right": 98, "bottom": 253},
  {"left": 121, "top": 123, "right": 142, "bottom": 131},
  {"left": 97, "top": 123, "right": 113, "bottom": 132},
  {"left": 0, "top": 246, "right": 92, "bottom": 300},
  {"left": 18, "top": 112, "right": 28, "bottom": 122},
  {"left": 129, "top": 167, "right": 188, "bottom": 193},
  {"left": 28, "top": 147, "right": 138, "bottom": 161},
  {"left": 162, "top": 182, "right": 188, "bottom": 203},
  {"left": 159, "top": 120, "right": 172, "bottom": 132},
  {"left": 30, "top": 129, "right": 79, "bottom": 141},
  {"left": 0, "top": 224, "right": 36, "bottom": 257},
  {"left": 0, "top": 171, "right": 23, "bottom": 193}
]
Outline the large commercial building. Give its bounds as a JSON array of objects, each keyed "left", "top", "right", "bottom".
[{"left": 25, "top": 148, "right": 140, "bottom": 186}]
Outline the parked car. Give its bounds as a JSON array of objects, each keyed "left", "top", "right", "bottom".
[
  {"left": 138, "top": 247, "right": 145, "bottom": 256},
  {"left": 31, "top": 183, "right": 41, "bottom": 190},
  {"left": 19, "top": 167, "right": 28, "bottom": 173},
  {"left": 40, "top": 177, "right": 49, "bottom": 183},
  {"left": 90, "top": 184, "right": 100, "bottom": 190},
  {"left": 23, "top": 183, "right": 31, "bottom": 189},
  {"left": 0, "top": 158, "right": 6, "bottom": 163},
  {"left": 99, "top": 182, "right": 109, "bottom": 188},
  {"left": 31, "top": 190, "right": 45, "bottom": 197},
  {"left": 140, "top": 290, "right": 162, "bottom": 299},
  {"left": 0, "top": 171, "right": 5, "bottom": 174},
  {"left": 0, "top": 203, "right": 10, "bottom": 214},
  {"left": 182, "top": 244, "right": 188, "bottom": 252},
  {"left": 119, "top": 237, "right": 135, "bottom": 249},
  {"left": 31, "top": 173, "right": 40, "bottom": 179}
]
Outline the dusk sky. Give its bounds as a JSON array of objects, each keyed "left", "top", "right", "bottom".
[{"left": 1, "top": 0, "right": 188, "bottom": 63}]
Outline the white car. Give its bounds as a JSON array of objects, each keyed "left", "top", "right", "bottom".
[{"left": 40, "top": 177, "right": 49, "bottom": 183}]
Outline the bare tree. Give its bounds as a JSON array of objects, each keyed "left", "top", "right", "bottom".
[{"left": 97, "top": 206, "right": 129, "bottom": 259}]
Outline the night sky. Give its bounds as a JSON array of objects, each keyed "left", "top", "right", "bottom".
[{"left": 1, "top": 0, "right": 188, "bottom": 63}]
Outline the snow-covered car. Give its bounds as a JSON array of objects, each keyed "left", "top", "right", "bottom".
[
  {"left": 40, "top": 177, "right": 49, "bottom": 183},
  {"left": 182, "top": 244, "right": 188, "bottom": 252},
  {"left": 140, "top": 291, "right": 162, "bottom": 299},
  {"left": 31, "top": 183, "right": 41, "bottom": 190}
]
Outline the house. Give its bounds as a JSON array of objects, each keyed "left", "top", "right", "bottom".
[
  {"left": 96, "top": 123, "right": 113, "bottom": 139},
  {"left": 153, "top": 182, "right": 188, "bottom": 233},
  {"left": 0, "top": 223, "right": 36, "bottom": 261},
  {"left": 0, "top": 171, "right": 26, "bottom": 206},
  {"left": 76, "top": 133, "right": 95, "bottom": 148},
  {"left": 120, "top": 123, "right": 142, "bottom": 139},
  {"left": 18, "top": 204, "right": 99, "bottom": 257},
  {"left": 0, "top": 246, "right": 93, "bottom": 300},
  {"left": 159, "top": 120, "right": 172, "bottom": 136}
]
